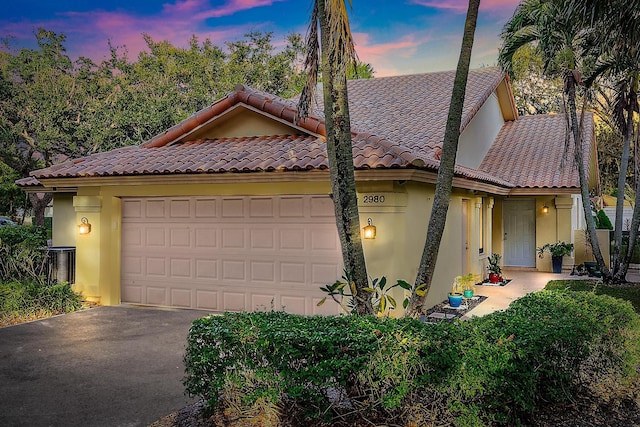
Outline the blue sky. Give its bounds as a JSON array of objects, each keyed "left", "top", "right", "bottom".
[{"left": 1, "top": 0, "right": 521, "bottom": 76}]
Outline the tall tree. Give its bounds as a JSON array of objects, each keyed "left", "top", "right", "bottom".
[
  {"left": 297, "top": 0, "right": 373, "bottom": 315},
  {"left": 406, "top": 0, "right": 481, "bottom": 316},
  {"left": 578, "top": 0, "right": 640, "bottom": 281},
  {"left": 498, "top": 0, "right": 611, "bottom": 280}
]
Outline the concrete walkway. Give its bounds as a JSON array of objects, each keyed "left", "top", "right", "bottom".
[{"left": 463, "top": 269, "right": 572, "bottom": 319}]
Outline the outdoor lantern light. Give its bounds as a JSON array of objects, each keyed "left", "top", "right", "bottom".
[
  {"left": 363, "top": 218, "right": 376, "bottom": 239},
  {"left": 78, "top": 217, "right": 91, "bottom": 235},
  {"left": 542, "top": 203, "right": 549, "bottom": 214}
]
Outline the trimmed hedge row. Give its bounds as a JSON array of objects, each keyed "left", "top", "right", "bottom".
[{"left": 184, "top": 291, "right": 640, "bottom": 426}]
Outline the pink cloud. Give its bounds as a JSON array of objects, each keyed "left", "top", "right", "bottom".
[
  {"left": 194, "top": 0, "right": 287, "bottom": 19},
  {"left": 410, "top": 0, "right": 519, "bottom": 12}
]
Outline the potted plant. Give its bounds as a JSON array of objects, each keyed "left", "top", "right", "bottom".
[
  {"left": 486, "top": 253, "right": 502, "bottom": 283},
  {"left": 537, "top": 241, "right": 574, "bottom": 273},
  {"left": 448, "top": 277, "right": 464, "bottom": 308},
  {"left": 457, "top": 273, "right": 476, "bottom": 298}
]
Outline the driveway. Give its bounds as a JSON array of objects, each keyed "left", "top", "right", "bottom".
[{"left": 0, "top": 305, "right": 211, "bottom": 427}]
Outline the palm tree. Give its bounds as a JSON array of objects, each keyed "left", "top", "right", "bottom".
[
  {"left": 406, "top": 0, "right": 481, "bottom": 316},
  {"left": 297, "top": 0, "right": 373, "bottom": 315},
  {"left": 498, "top": 0, "right": 611, "bottom": 280},
  {"left": 578, "top": 0, "right": 640, "bottom": 281}
]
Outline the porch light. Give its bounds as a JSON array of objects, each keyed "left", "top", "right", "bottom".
[
  {"left": 363, "top": 218, "right": 376, "bottom": 239},
  {"left": 78, "top": 217, "right": 91, "bottom": 235},
  {"left": 542, "top": 203, "right": 549, "bottom": 214}
]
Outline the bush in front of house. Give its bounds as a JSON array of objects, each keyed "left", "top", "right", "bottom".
[
  {"left": 0, "top": 225, "right": 49, "bottom": 283},
  {"left": 0, "top": 280, "right": 83, "bottom": 326},
  {"left": 183, "top": 291, "right": 640, "bottom": 426}
]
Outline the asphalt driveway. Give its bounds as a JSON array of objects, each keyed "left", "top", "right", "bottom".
[{"left": 0, "top": 305, "right": 212, "bottom": 427}]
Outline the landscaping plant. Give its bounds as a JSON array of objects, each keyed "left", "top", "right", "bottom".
[{"left": 184, "top": 291, "right": 640, "bottom": 426}]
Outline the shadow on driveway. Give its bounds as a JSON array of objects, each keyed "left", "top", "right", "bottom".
[{"left": 0, "top": 305, "right": 211, "bottom": 427}]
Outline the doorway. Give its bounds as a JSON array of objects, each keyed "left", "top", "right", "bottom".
[{"left": 503, "top": 199, "right": 536, "bottom": 267}]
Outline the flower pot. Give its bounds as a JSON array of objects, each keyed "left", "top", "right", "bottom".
[
  {"left": 463, "top": 289, "right": 474, "bottom": 298},
  {"left": 448, "top": 293, "right": 463, "bottom": 308},
  {"left": 551, "top": 255, "right": 563, "bottom": 273},
  {"left": 489, "top": 273, "right": 501, "bottom": 283}
]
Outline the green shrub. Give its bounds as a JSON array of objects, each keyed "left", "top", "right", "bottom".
[
  {"left": 184, "top": 291, "right": 640, "bottom": 426},
  {"left": 0, "top": 280, "right": 83, "bottom": 325},
  {"left": 595, "top": 209, "right": 613, "bottom": 229},
  {"left": 0, "top": 225, "right": 49, "bottom": 283}
]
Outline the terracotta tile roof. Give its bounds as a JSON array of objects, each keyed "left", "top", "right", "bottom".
[
  {"left": 26, "top": 67, "right": 590, "bottom": 192},
  {"left": 15, "top": 176, "right": 42, "bottom": 187},
  {"left": 313, "top": 67, "right": 506, "bottom": 158},
  {"left": 479, "top": 113, "right": 593, "bottom": 188}
]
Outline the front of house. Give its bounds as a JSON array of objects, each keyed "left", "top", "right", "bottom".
[{"left": 21, "top": 68, "right": 599, "bottom": 315}]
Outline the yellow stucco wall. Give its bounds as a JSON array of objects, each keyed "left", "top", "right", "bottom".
[
  {"left": 457, "top": 94, "right": 505, "bottom": 169},
  {"left": 56, "top": 178, "right": 497, "bottom": 315},
  {"left": 51, "top": 193, "right": 77, "bottom": 247}
]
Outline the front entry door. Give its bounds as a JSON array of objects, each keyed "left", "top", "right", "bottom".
[{"left": 503, "top": 200, "right": 536, "bottom": 267}]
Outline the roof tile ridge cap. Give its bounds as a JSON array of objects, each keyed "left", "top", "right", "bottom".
[
  {"left": 141, "top": 89, "right": 242, "bottom": 148},
  {"left": 459, "top": 69, "right": 505, "bottom": 133},
  {"left": 356, "top": 131, "right": 424, "bottom": 167}
]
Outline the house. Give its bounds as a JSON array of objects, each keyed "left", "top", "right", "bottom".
[{"left": 19, "top": 67, "right": 599, "bottom": 315}]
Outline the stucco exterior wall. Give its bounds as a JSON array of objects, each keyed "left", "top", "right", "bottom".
[
  {"left": 60, "top": 178, "right": 494, "bottom": 315},
  {"left": 457, "top": 94, "right": 505, "bottom": 169},
  {"left": 51, "top": 193, "right": 76, "bottom": 247}
]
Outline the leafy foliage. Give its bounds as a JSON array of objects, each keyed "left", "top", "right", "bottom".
[
  {"left": 184, "top": 291, "right": 640, "bottom": 426},
  {"left": 0, "top": 225, "right": 48, "bottom": 283},
  {"left": 0, "top": 280, "right": 83, "bottom": 326},
  {"left": 595, "top": 209, "right": 614, "bottom": 229},
  {"left": 546, "top": 279, "right": 640, "bottom": 313},
  {"left": 318, "top": 271, "right": 424, "bottom": 315}
]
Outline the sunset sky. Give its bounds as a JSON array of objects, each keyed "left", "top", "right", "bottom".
[{"left": 1, "top": 0, "right": 522, "bottom": 77}]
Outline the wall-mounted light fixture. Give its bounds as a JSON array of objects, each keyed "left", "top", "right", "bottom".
[
  {"left": 78, "top": 217, "right": 91, "bottom": 235},
  {"left": 363, "top": 218, "right": 376, "bottom": 239},
  {"left": 542, "top": 203, "right": 549, "bottom": 214}
]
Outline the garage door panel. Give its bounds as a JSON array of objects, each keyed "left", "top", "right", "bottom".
[
  {"left": 222, "top": 229, "right": 245, "bottom": 249},
  {"left": 250, "top": 228, "right": 275, "bottom": 250},
  {"left": 170, "top": 258, "right": 192, "bottom": 278},
  {"left": 170, "top": 288, "right": 192, "bottom": 307},
  {"left": 195, "top": 259, "right": 218, "bottom": 279},
  {"left": 222, "top": 198, "right": 244, "bottom": 218},
  {"left": 146, "top": 200, "right": 166, "bottom": 218},
  {"left": 170, "top": 199, "right": 191, "bottom": 217},
  {"left": 222, "top": 260, "right": 246, "bottom": 280},
  {"left": 196, "top": 290, "right": 218, "bottom": 310},
  {"left": 195, "top": 228, "right": 217, "bottom": 248},
  {"left": 249, "top": 198, "right": 274, "bottom": 217},
  {"left": 145, "top": 228, "right": 166, "bottom": 247},
  {"left": 146, "top": 257, "right": 166, "bottom": 276},
  {"left": 223, "top": 292, "right": 246, "bottom": 311},
  {"left": 122, "top": 195, "right": 342, "bottom": 315},
  {"left": 147, "top": 287, "right": 167, "bottom": 305}
]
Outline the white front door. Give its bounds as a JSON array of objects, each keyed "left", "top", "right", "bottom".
[{"left": 503, "top": 199, "right": 536, "bottom": 267}]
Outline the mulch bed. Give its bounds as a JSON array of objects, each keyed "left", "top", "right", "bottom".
[
  {"left": 420, "top": 295, "right": 488, "bottom": 323},
  {"left": 477, "top": 278, "right": 512, "bottom": 287}
]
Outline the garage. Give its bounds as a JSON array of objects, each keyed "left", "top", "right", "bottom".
[{"left": 120, "top": 195, "right": 343, "bottom": 315}]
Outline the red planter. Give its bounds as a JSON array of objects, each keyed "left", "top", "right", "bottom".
[{"left": 489, "top": 273, "right": 501, "bottom": 283}]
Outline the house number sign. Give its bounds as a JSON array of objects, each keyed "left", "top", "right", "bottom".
[{"left": 362, "top": 195, "right": 386, "bottom": 204}]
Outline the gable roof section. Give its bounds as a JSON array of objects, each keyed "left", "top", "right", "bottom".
[{"left": 479, "top": 113, "right": 594, "bottom": 189}]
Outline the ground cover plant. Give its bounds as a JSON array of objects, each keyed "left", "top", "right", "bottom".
[
  {"left": 545, "top": 279, "right": 640, "bottom": 313},
  {"left": 184, "top": 290, "right": 640, "bottom": 426}
]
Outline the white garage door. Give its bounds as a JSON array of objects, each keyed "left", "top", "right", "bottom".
[{"left": 120, "top": 195, "right": 343, "bottom": 315}]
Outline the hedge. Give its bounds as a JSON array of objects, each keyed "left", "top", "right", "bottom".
[{"left": 184, "top": 291, "right": 640, "bottom": 426}]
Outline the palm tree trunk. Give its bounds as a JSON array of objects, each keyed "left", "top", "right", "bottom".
[
  {"left": 566, "top": 71, "right": 611, "bottom": 280},
  {"left": 612, "top": 92, "right": 634, "bottom": 278},
  {"left": 318, "top": 0, "right": 372, "bottom": 315},
  {"left": 615, "top": 85, "right": 639, "bottom": 282},
  {"left": 406, "top": 0, "right": 480, "bottom": 316}
]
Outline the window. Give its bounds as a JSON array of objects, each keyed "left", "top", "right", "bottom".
[{"left": 478, "top": 198, "right": 486, "bottom": 254}]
